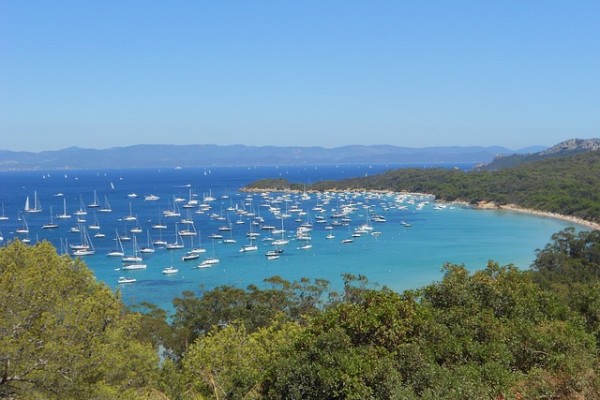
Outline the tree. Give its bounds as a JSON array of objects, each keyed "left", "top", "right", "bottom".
[
  {"left": 180, "top": 320, "right": 302, "bottom": 400},
  {"left": 0, "top": 241, "right": 160, "bottom": 399}
]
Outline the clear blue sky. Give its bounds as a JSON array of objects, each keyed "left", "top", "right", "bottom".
[{"left": 1, "top": 1, "right": 599, "bottom": 152}]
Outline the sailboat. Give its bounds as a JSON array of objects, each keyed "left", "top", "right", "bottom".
[
  {"left": 182, "top": 188, "right": 199, "bottom": 209},
  {"left": 152, "top": 215, "right": 167, "bottom": 229},
  {"left": 107, "top": 229, "right": 125, "bottom": 257},
  {"left": 74, "top": 195, "right": 87, "bottom": 216},
  {"left": 140, "top": 230, "right": 156, "bottom": 253},
  {"left": 24, "top": 191, "right": 42, "bottom": 213},
  {"left": 123, "top": 202, "right": 136, "bottom": 221},
  {"left": 121, "top": 235, "right": 146, "bottom": 270},
  {"left": 16, "top": 214, "right": 29, "bottom": 234},
  {"left": 179, "top": 220, "right": 197, "bottom": 236},
  {"left": 162, "top": 253, "right": 178, "bottom": 274},
  {"left": 272, "top": 218, "right": 289, "bottom": 246},
  {"left": 42, "top": 207, "right": 59, "bottom": 229},
  {"left": 223, "top": 227, "right": 237, "bottom": 244},
  {"left": 88, "top": 212, "right": 100, "bottom": 230},
  {"left": 198, "top": 239, "right": 219, "bottom": 268},
  {"left": 299, "top": 238, "right": 313, "bottom": 250},
  {"left": 130, "top": 218, "right": 143, "bottom": 233},
  {"left": 153, "top": 228, "right": 167, "bottom": 247},
  {"left": 57, "top": 198, "right": 71, "bottom": 219},
  {"left": 239, "top": 237, "right": 258, "bottom": 252},
  {"left": 239, "top": 224, "right": 258, "bottom": 252},
  {"left": 166, "top": 223, "right": 184, "bottom": 249},
  {"left": 162, "top": 266, "right": 178, "bottom": 274},
  {"left": 99, "top": 195, "right": 112, "bottom": 213},
  {"left": 122, "top": 234, "right": 143, "bottom": 263},
  {"left": 190, "top": 232, "right": 207, "bottom": 254},
  {"left": 88, "top": 190, "right": 100, "bottom": 208},
  {"left": 71, "top": 227, "right": 95, "bottom": 256},
  {"left": 0, "top": 203, "right": 9, "bottom": 221},
  {"left": 182, "top": 235, "right": 205, "bottom": 260}
]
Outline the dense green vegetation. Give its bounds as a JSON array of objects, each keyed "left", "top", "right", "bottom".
[
  {"left": 4, "top": 230, "right": 600, "bottom": 399},
  {"left": 0, "top": 241, "right": 160, "bottom": 399},
  {"left": 245, "top": 150, "right": 600, "bottom": 223}
]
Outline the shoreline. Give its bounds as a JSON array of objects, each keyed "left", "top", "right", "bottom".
[
  {"left": 474, "top": 201, "right": 600, "bottom": 231},
  {"left": 243, "top": 186, "right": 600, "bottom": 231}
]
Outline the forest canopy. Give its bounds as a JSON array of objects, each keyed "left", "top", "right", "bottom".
[{"left": 3, "top": 229, "right": 600, "bottom": 399}]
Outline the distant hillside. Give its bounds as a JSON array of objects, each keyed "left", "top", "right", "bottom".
[
  {"left": 0, "top": 144, "right": 540, "bottom": 171},
  {"left": 481, "top": 138, "right": 600, "bottom": 170}
]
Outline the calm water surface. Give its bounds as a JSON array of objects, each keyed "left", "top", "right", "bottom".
[{"left": 0, "top": 164, "right": 586, "bottom": 312}]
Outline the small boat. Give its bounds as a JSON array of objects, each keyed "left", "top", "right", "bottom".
[
  {"left": 118, "top": 276, "right": 136, "bottom": 284},
  {"left": 122, "top": 235, "right": 143, "bottom": 263},
  {"left": 123, "top": 202, "right": 136, "bottom": 222},
  {"left": 265, "top": 249, "right": 283, "bottom": 257},
  {"left": 152, "top": 218, "right": 167, "bottom": 229},
  {"left": 162, "top": 266, "right": 178, "bottom": 274},
  {"left": 88, "top": 213, "right": 101, "bottom": 230},
  {"left": 0, "top": 203, "right": 9, "bottom": 221},
  {"left": 198, "top": 257, "right": 219, "bottom": 268},
  {"left": 166, "top": 242, "right": 184, "bottom": 250},
  {"left": 42, "top": 207, "right": 59, "bottom": 229},
  {"left": 74, "top": 195, "right": 87, "bottom": 216},
  {"left": 166, "top": 224, "right": 184, "bottom": 249},
  {"left": 72, "top": 248, "right": 95, "bottom": 256},
  {"left": 121, "top": 263, "right": 147, "bottom": 270},
  {"left": 99, "top": 195, "right": 112, "bottom": 213},
  {"left": 239, "top": 237, "right": 258, "bottom": 253},
  {"left": 139, "top": 230, "right": 156, "bottom": 253},
  {"left": 57, "top": 198, "right": 71, "bottom": 219},
  {"left": 144, "top": 194, "right": 160, "bottom": 201},
  {"left": 71, "top": 228, "right": 95, "bottom": 256},
  {"left": 239, "top": 244, "right": 258, "bottom": 253},
  {"left": 342, "top": 238, "right": 354, "bottom": 244},
  {"left": 182, "top": 252, "right": 200, "bottom": 261},
  {"left": 88, "top": 190, "right": 100, "bottom": 208}
]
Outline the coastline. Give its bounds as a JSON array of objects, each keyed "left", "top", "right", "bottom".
[
  {"left": 474, "top": 201, "right": 600, "bottom": 231},
  {"left": 244, "top": 185, "right": 600, "bottom": 231}
]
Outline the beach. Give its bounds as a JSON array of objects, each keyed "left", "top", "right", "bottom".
[{"left": 474, "top": 201, "right": 600, "bottom": 231}]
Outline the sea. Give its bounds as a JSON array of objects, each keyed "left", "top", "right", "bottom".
[{"left": 0, "top": 163, "right": 587, "bottom": 313}]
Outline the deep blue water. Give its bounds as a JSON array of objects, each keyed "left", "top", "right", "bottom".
[{"left": 0, "top": 163, "right": 586, "bottom": 313}]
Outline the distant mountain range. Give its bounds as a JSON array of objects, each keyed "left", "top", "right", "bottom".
[{"left": 0, "top": 144, "right": 546, "bottom": 171}]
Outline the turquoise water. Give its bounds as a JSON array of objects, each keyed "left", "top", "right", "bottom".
[{"left": 0, "top": 165, "right": 586, "bottom": 312}]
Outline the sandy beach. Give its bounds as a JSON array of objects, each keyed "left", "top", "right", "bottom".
[{"left": 474, "top": 201, "right": 600, "bottom": 231}]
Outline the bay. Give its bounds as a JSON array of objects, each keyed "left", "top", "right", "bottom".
[{"left": 0, "top": 163, "right": 585, "bottom": 312}]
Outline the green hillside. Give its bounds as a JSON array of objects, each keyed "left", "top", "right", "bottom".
[
  {"left": 4, "top": 229, "right": 600, "bottom": 399},
  {"left": 246, "top": 150, "right": 600, "bottom": 223}
]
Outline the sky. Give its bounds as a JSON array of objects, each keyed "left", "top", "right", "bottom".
[{"left": 1, "top": 1, "right": 599, "bottom": 152}]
